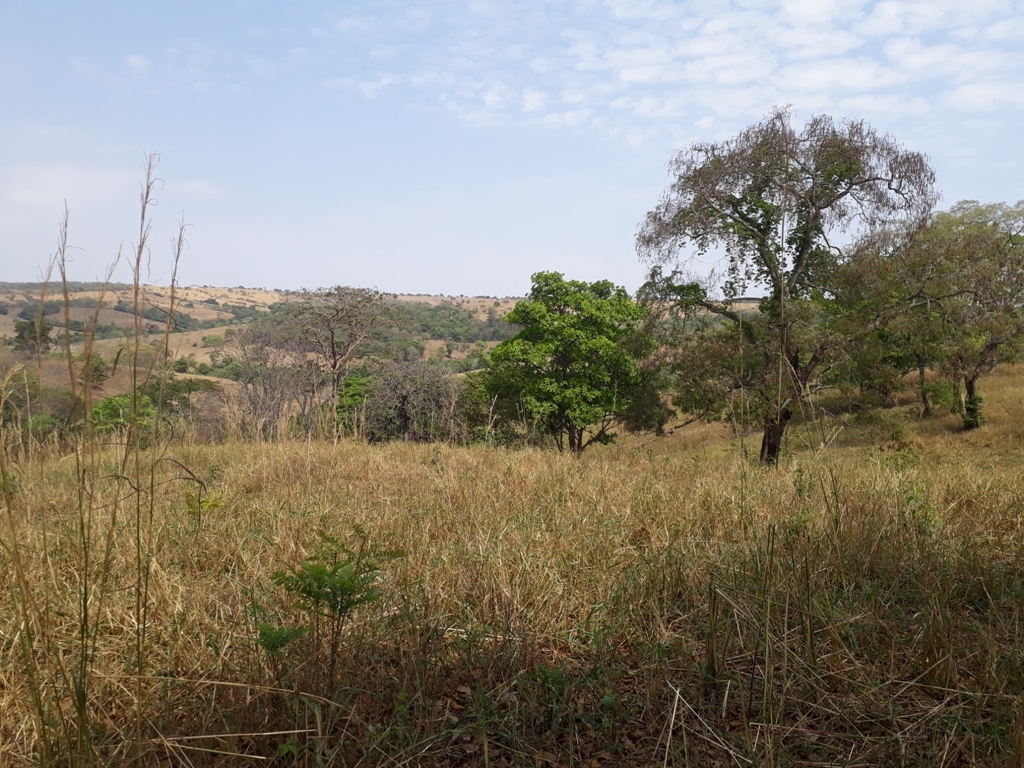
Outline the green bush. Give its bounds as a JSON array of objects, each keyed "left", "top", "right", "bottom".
[{"left": 90, "top": 394, "right": 156, "bottom": 434}]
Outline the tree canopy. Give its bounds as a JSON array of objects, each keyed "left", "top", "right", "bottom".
[
  {"left": 287, "top": 286, "right": 394, "bottom": 438},
  {"left": 838, "top": 200, "right": 1024, "bottom": 427},
  {"left": 485, "top": 272, "right": 651, "bottom": 453}
]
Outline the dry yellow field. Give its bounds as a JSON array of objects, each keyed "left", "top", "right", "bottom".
[{"left": 1, "top": 362, "right": 1022, "bottom": 766}]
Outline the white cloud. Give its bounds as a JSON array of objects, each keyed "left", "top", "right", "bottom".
[
  {"left": 126, "top": 54, "right": 150, "bottom": 72},
  {"left": 982, "top": 17, "right": 1024, "bottom": 41},
  {"left": 836, "top": 93, "right": 930, "bottom": 116},
  {"left": 775, "top": 27, "right": 863, "bottom": 59},
  {"left": 522, "top": 88, "right": 547, "bottom": 112},
  {"left": 883, "top": 38, "right": 1008, "bottom": 82},
  {"left": 943, "top": 81, "right": 1024, "bottom": 111},
  {"left": 776, "top": 56, "right": 906, "bottom": 93}
]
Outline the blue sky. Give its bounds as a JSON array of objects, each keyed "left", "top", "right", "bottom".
[{"left": 1, "top": 1, "right": 1022, "bottom": 295}]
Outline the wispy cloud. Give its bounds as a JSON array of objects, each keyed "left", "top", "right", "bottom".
[{"left": 307, "top": 0, "right": 1022, "bottom": 147}]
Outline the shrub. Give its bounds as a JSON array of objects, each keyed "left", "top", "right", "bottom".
[
  {"left": 364, "top": 361, "right": 464, "bottom": 443},
  {"left": 90, "top": 393, "right": 156, "bottom": 434}
]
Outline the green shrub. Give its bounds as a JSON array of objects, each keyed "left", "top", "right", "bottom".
[
  {"left": 270, "top": 534, "right": 402, "bottom": 691},
  {"left": 90, "top": 394, "right": 156, "bottom": 434}
]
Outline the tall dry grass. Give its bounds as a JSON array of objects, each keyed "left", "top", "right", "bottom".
[{"left": 1, "top": 416, "right": 1023, "bottom": 765}]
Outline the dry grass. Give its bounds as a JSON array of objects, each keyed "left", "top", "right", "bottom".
[
  {"left": 2, "top": 376, "right": 1023, "bottom": 765},
  {"left": 0, "top": 314, "right": 18, "bottom": 339},
  {"left": 392, "top": 295, "right": 520, "bottom": 322}
]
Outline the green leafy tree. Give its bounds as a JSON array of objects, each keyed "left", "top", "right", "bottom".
[
  {"left": 485, "top": 272, "right": 652, "bottom": 454},
  {"left": 637, "top": 107, "right": 936, "bottom": 462},
  {"left": 929, "top": 202, "right": 1024, "bottom": 428},
  {"left": 337, "top": 370, "right": 370, "bottom": 437},
  {"left": 76, "top": 354, "right": 109, "bottom": 387},
  {"left": 270, "top": 533, "right": 402, "bottom": 692},
  {"left": 840, "top": 201, "right": 1024, "bottom": 428},
  {"left": 13, "top": 318, "right": 54, "bottom": 356},
  {"left": 835, "top": 225, "right": 951, "bottom": 416}
]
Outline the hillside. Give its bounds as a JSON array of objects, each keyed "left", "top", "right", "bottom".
[{"left": 0, "top": 282, "right": 523, "bottom": 390}]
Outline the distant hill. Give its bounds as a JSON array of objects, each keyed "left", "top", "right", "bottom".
[
  {"left": 0, "top": 282, "right": 520, "bottom": 320},
  {"left": 0, "top": 282, "right": 526, "bottom": 391}
]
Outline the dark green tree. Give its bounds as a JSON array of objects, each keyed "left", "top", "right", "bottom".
[
  {"left": 834, "top": 224, "right": 950, "bottom": 416},
  {"left": 13, "top": 318, "right": 54, "bottom": 356},
  {"left": 637, "top": 107, "right": 937, "bottom": 462},
  {"left": 485, "top": 272, "right": 653, "bottom": 454}
]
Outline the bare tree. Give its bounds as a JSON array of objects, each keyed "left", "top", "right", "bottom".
[
  {"left": 225, "top": 317, "right": 313, "bottom": 440},
  {"left": 364, "top": 361, "right": 465, "bottom": 444},
  {"left": 288, "top": 286, "right": 393, "bottom": 438}
]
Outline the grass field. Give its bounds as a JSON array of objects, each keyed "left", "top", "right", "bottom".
[{"left": 1, "top": 367, "right": 1023, "bottom": 766}]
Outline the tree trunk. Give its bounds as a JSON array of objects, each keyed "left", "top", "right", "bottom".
[
  {"left": 331, "top": 366, "right": 343, "bottom": 442},
  {"left": 963, "top": 375, "right": 982, "bottom": 430},
  {"left": 918, "top": 357, "right": 931, "bottom": 418},
  {"left": 567, "top": 425, "right": 584, "bottom": 454},
  {"left": 759, "top": 408, "right": 792, "bottom": 465}
]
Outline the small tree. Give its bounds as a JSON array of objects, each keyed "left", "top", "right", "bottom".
[
  {"left": 226, "top": 316, "right": 317, "bottom": 439},
  {"left": 485, "top": 272, "right": 652, "bottom": 454},
  {"left": 930, "top": 202, "right": 1024, "bottom": 428},
  {"left": 835, "top": 224, "right": 952, "bottom": 416},
  {"left": 637, "top": 107, "right": 936, "bottom": 462},
  {"left": 90, "top": 393, "right": 157, "bottom": 435},
  {"left": 289, "top": 286, "right": 393, "bottom": 438},
  {"left": 13, "top": 318, "right": 54, "bottom": 356},
  {"left": 364, "top": 361, "right": 464, "bottom": 443}
]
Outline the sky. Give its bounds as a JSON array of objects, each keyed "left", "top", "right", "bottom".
[{"left": 1, "top": 1, "right": 1022, "bottom": 296}]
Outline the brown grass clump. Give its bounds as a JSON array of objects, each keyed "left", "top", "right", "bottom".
[{"left": 2, "top": 398, "right": 1023, "bottom": 766}]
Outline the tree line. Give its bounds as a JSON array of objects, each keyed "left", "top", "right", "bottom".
[{"left": 3, "top": 107, "right": 1022, "bottom": 458}]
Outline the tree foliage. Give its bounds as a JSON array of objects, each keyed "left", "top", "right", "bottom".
[
  {"left": 90, "top": 393, "right": 156, "bottom": 435},
  {"left": 13, "top": 318, "right": 55, "bottom": 356},
  {"left": 838, "top": 200, "right": 1024, "bottom": 427},
  {"left": 485, "top": 272, "right": 652, "bottom": 453}
]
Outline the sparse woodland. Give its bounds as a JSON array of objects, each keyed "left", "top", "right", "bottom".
[{"left": 2, "top": 114, "right": 1024, "bottom": 766}]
